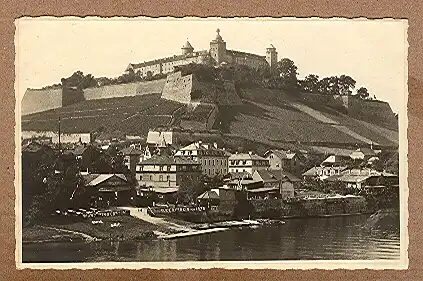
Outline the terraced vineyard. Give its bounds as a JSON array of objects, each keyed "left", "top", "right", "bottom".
[
  {"left": 22, "top": 93, "right": 186, "bottom": 135},
  {"left": 21, "top": 87, "right": 398, "bottom": 148}
]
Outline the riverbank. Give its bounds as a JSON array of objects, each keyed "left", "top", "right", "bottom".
[{"left": 22, "top": 215, "right": 173, "bottom": 244}]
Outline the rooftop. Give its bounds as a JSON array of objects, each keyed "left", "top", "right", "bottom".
[
  {"left": 138, "top": 155, "right": 199, "bottom": 166},
  {"left": 229, "top": 153, "right": 267, "bottom": 161}
]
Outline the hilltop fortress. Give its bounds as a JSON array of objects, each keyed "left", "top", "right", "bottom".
[
  {"left": 21, "top": 29, "right": 398, "bottom": 149},
  {"left": 125, "top": 29, "right": 278, "bottom": 77}
]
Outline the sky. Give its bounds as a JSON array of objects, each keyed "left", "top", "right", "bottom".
[{"left": 15, "top": 17, "right": 408, "bottom": 112}]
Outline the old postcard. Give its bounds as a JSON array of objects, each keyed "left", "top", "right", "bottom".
[{"left": 15, "top": 17, "right": 408, "bottom": 269}]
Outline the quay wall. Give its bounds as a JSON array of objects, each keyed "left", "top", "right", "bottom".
[{"left": 250, "top": 196, "right": 376, "bottom": 218}]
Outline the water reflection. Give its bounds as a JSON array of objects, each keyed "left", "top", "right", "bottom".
[{"left": 23, "top": 215, "right": 400, "bottom": 263}]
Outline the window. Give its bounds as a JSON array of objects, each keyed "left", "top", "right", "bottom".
[
  {"left": 213, "top": 160, "right": 215, "bottom": 165},
  {"left": 182, "top": 165, "right": 186, "bottom": 171},
  {"left": 167, "top": 175, "right": 170, "bottom": 181},
  {"left": 149, "top": 175, "right": 152, "bottom": 180},
  {"left": 139, "top": 175, "right": 142, "bottom": 181},
  {"left": 159, "top": 175, "right": 163, "bottom": 181},
  {"left": 159, "top": 166, "right": 164, "bottom": 171}
]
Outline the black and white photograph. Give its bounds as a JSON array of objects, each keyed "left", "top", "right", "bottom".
[{"left": 15, "top": 18, "right": 408, "bottom": 269}]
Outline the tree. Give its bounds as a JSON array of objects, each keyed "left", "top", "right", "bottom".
[
  {"left": 300, "top": 74, "right": 319, "bottom": 93},
  {"left": 357, "top": 87, "right": 370, "bottom": 99},
  {"left": 276, "top": 58, "right": 299, "bottom": 93},
  {"left": 338, "top": 75, "right": 356, "bottom": 95},
  {"left": 176, "top": 175, "right": 198, "bottom": 204}
]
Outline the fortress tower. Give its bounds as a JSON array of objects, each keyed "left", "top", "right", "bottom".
[
  {"left": 209, "top": 28, "right": 227, "bottom": 65},
  {"left": 266, "top": 44, "right": 278, "bottom": 73},
  {"left": 181, "top": 40, "right": 194, "bottom": 55}
]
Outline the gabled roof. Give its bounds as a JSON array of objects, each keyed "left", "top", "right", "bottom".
[
  {"left": 69, "top": 145, "right": 99, "bottom": 156},
  {"left": 256, "top": 169, "right": 301, "bottom": 182},
  {"left": 357, "top": 147, "right": 377, "bottom": 156},
  {"left": 229, "top": 153, "right": 267, "bottom": 161},
  {"left": 227, "top": 49, "right": 267, "bottom": 61},
  {"left": 120, "top": 146, "right": 143, "bottom": 155},
  {"left": 83, "top": 174, "right": 127, "bottom": 187},
  {"left": 197, "top": 190, "right": 219, "bottom": 200},
  {"left": 265, "top": 150, "right": 297, "bottom": 160},
  {"left": 22, "top": 141, "right": 50, "bottom": 153},
  {"left": 127, "top": 50, "right": 209, "bottom": 70},
  {"left": 302, "top": 166, "right": 348, "bottom": 176},
  {"left": 322, "top": 155, "right": 348, "bottom": 164},
  {"left": 254, "top": 169, "right": 279, "bottom": 182},
  {"left": 138, "top": 155, "right": 199, "bottom": 165},
  {"left": 229, "top": 171, "right": 252, "bottom": 180}
]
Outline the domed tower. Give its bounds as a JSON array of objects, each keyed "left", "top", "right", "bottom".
[
  {"left": 181, "top": 40, "right": 194, "bottom": 55},
  {"left": 266, "top": 44, "right": 278, "bottom": 73},
  {"left": 209, "top": 28, "right": 227, "bottom": 65}
]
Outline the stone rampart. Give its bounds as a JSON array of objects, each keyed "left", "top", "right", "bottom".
[{"left": 83, "top": 79, "right": 165, "bottom": 100}]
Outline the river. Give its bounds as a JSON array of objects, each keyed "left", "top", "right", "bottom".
[{"left": 22, "top": 214, "right": 400, "bottom": 262}]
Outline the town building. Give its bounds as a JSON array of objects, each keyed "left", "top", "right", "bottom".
[
  {"left": 65, "top": 144, "right": 102, "bottom": 172},
  {"left": 264, "top": 150, "right": 304, "bottom": 176},
  {"left": 325, "top": 168, "right": 398, "bottom": 190},
  {"left": 302, "top": 166, "right": 348, "bottom": 180},
  {"left": 174, "top": 141, "right": 230, "bottom": 177},
  {"left": 125, "top": 29, "right": 278, "bottom": 77},
  {"left": 228, "top": 152, "right": 269, "bottom": 175},
  {"left": 252, "top": 169, "right": 300, "bottom": 199},
  {"left": 135, "top": 153, "right": 202, "bottom": 192},
  {"left": 349, "top": 147, "right": 378, "bottom": 160},
  {"left": 119, "top": 145, "right": 143, "bottom": 174},
  {"left": 82, "top": 173, "right": 133, "bottom": 207}
]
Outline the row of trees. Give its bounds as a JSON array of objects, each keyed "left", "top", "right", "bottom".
[
  {"left": 276, "top": 58, "right": 373, "bottom": 99},
  {"left": 22, "top": 143, "right": 135, "bottom": 226}
]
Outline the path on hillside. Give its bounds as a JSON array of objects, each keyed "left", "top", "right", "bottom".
[{"left": 291, "top": 102, "right": 379, "bottom": 145}]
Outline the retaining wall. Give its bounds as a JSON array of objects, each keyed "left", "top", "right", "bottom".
[{"left": 251, "top": 196, "right": 375, "bottom": 218}]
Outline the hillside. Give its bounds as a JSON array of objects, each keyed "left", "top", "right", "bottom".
[
  {"left": 21, "top": 86, "right": 398, "bottom": 149},
  {"left": 217, "top": 88, "right": 398, "bottom": 148},
  {"left": 22, "top": 93, "right": 186, "bottom": 136}
]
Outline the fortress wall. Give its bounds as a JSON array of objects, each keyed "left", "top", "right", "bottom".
[
  {"left": 347, "top": 98, "right": 398, "bottom": 130},
  {"left": 161, "top": 72, "right": 193, "bottom": 104},
  {"left": 83, "top": 79, "right": 165, "bottom": 100},
  {"left": 192, "top": 78, "right": 242, "bottom": 105},
  {"left": 21, "top": 88, "right": 63, "bottom": 116}
]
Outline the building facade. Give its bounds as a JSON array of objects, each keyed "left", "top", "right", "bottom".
[
  {"left": 228, "top": 153, "right": 269, "bottom": 175},
  {"left": 119, "top": 145, "right": 143, "bottom": 174},
  {"left": 264, "top": 150, "right": 304, "bottom": 177},
  {"left": 135, "top": 155, "right": 201, "bottom": 189},
  {"left": 174, "top": 141, "right": 230, "bottom": 177},
  {"left": 125, "top": 29, "right": 278, "bottom": 77}
]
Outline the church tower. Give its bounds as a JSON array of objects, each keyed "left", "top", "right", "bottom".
[
  {"left": 209, "top": 28, "right": 226, "bottom": 65},
  {"left": 266, "top": 44, "right": 278, "bottom": 73}
]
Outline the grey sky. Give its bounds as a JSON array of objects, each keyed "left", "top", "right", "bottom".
[{"left": 16, "top": 17, "right": 407, "bottom": 112}]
